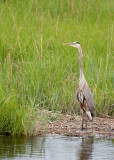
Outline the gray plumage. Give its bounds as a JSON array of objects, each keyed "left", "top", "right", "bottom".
[{"left": 84, "top": 84, "right": 94, "bottom": 117}]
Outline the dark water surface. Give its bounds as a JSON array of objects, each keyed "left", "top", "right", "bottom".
[{"left": 0, "top": 134, "right": 114, "bottom": 160}]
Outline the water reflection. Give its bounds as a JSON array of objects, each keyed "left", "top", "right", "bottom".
[
  {"left": 0, "top": 135, "right": 27, "bottom": 158},
  {"left": 0, "top": 135, "right": 46, "bottom": 159},
  {"left": 78, "top": 136, "right": 94, "bottom": 160},
  {"left": 0, "top": 135, "right": 114, "bottom": 160}
]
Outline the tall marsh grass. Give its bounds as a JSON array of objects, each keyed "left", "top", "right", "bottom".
[{"left": 0, "top": 0, "right": 114, "bottom": 134}]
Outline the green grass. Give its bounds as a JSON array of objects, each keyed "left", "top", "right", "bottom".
[{"left": 0, "top": 0, "right": 114, "bottom": 135}]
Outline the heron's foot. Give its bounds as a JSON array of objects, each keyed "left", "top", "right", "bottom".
[{"left": 81, "top": 126, "right": 88, "bottom": 131}]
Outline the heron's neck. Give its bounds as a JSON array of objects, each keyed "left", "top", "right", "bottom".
[{"left": 78, "top": 47, "right": 83, "bottom": 79}]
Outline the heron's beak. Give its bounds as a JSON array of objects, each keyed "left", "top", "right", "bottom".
[{"left": 63, "top": 43, "right": 73, "bottom": 46}]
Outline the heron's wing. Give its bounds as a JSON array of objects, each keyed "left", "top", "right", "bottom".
[
  {"left": 84, "top": 84, "right": 94, "bottom": 116},
  {"left": 77, "top": 88, "right": 86, "bottom": 111}
]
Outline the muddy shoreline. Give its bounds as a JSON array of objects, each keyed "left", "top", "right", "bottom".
[{"left": 34, "top": 114, "right": 114, "bottom": 139}]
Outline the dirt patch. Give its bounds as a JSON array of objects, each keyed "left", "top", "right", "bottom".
[{"left": 34, "top": 114, "right": 114, "bottom": 139}]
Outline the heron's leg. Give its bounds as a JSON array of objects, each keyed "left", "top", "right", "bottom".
[
  {"left": 81, "top": 110, "right": 84, "bottom": 130},
  {"left": 85, "top": 113, "right": 87, "bottom": 131}
]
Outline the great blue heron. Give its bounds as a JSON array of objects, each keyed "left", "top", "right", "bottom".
[{"left": 64, "top": 42, "right": 94, "bottom": 130}]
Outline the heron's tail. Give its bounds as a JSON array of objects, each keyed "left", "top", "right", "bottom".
[{"left": 86, "top": 111, "right": 93, "bottom": 121}]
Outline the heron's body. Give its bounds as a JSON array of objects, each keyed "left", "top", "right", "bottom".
[{"left": 64, "top": 42, "right": 94, "bottom": 130}]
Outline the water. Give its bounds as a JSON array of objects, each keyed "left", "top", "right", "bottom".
[{"left": 0, "top": 134, "right": 114, "bottom": 160}]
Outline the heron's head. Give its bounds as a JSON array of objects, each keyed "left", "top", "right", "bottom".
[{"left": 64, "top": 41, "right": 81, "bottom": 49}]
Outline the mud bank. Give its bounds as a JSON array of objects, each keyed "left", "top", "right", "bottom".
[{"left": 34, "top": 114, "right": 114, "bottom": 138}]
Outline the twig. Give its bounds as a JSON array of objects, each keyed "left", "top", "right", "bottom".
[
  {"left": 0, "top": 7, "right": 4, "bottom": 17},
  {"left": 41, "top": 32, "right": 42, "bottom": 64},
  {"left": 56, "top": 15, "right": 60, "bottom": 36},
  {"left": 7, "top": 51, "right": 10, "bottom": 88},
  {"left": 60, "top": 0, "right": 63, "bottom": 11},
  {"left": 68, "top": 0, "right": 69, "bottom": 15},
  {"left": 33, "top": 35, "right": 40, "bottom": 61}
]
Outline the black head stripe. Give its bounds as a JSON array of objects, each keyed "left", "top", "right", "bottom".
[{"left": 76, "top": 42, "right": 80, "bottom": 44}]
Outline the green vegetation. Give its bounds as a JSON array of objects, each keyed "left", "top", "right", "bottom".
[{"left": 0, "top": 0, "right": 114, "bottom": 135}]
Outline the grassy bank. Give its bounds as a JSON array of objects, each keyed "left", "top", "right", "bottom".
[{"left": 0, "top": 0, "right": 114, "bottom": 135}]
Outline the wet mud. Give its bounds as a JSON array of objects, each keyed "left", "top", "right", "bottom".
[{"left": 35, "top": 114, "right": 114, "bottom": 139}]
